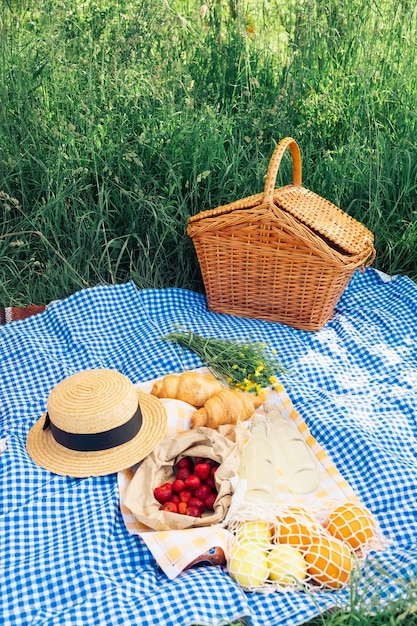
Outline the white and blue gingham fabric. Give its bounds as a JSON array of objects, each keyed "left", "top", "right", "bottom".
[{"left": 1, "top": 267, "right": 416, "bottom": 626}]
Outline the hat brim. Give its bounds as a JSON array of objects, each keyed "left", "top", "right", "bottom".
[{"left": 26, "top": 390, "right": 168, "bottom": 478}]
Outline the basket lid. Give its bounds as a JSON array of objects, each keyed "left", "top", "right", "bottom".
[{"left": 273, "top": 185, "right": 374, "bottom": 256}]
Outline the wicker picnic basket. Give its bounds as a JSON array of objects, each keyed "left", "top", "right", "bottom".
[{"left": 187, "top": 137, "right": 376, "bottom": 331}]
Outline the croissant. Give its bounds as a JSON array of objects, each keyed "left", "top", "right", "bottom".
[
  {"left": 151, "top": 371, "right": 222, "bottom": 407},
  {"left": 191, "top": 388, "right": 264, "bottom": 429}
]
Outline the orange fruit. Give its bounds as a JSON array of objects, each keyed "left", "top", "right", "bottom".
[
  {"left": 325, "top": 502, "right": 375, "bottom": 550},
  {"left": 276, "top": 507, "right": 320, "bottom": 548},
  {"left": 304, "top": 536, "right": 352, "bottom": 589}
]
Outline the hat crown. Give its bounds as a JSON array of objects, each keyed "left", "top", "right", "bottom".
[{"left": 47, "top": 369, "right": 138, "bottom": 434}]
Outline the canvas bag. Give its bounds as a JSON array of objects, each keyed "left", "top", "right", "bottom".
[{"left": 123, "top": 426, "right": 242, "bottom": 531}]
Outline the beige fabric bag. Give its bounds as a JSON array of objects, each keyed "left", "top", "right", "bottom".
[{"left": 123, "top": 426, "right": 241, "bottom": 531}]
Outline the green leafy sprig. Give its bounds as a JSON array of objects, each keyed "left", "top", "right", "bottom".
[{"left": 161, "top": 329, "right": 289, "bottom": 394}]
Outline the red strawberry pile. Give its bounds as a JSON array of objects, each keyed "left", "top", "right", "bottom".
[{"left": 153, "top": 456, "right": 220, "bottom": 518}]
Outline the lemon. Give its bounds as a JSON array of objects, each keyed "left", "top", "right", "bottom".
[
  {"left": 268, "top": 544, "right": 307, "bottom": 585},
  {"left": 236, "top": 520, "right": 273, "bottom": 544},
  {"left": 228, "top": 539, "right": 269, "bottom": 588}
]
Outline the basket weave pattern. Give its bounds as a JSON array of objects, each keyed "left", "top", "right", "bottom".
[{"left": 187, "top": 137, "right": 375, "bottom": 331}]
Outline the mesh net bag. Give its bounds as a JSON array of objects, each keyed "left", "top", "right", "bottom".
[{"left": 226, "top": 499, "right": 386, "bottom": 593}]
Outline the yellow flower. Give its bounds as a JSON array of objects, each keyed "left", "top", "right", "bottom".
[
  {"left": 241, "top": 378, "right": 253, "bottom": 392},
  {"left": 269, "top": 375, "right": 277, "bottom": 385},
  {"left": 254, "top": 365, "right": 264, "bottom": 378}
]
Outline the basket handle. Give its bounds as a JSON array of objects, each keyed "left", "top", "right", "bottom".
[{"left": 263, "top": 137, "right": 302, "bottom": 203}]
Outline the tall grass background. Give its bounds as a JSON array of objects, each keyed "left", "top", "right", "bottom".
[
  {"left": 1, "top": 0, "right": 416, "bottom": 306},
  {"left": 1, "top": 3, "right": 417, "bottom": 623}
]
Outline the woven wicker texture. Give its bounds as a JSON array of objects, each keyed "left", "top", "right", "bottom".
[
  {"left": 26, "top": 369, "right": 168, "bottom": 477},
  {"left": 187, "top": 137, "right": 376, "bottom": 331}
]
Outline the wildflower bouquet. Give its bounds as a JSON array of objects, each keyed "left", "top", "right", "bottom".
[{"left": 161, "top": 329, "right": 288, "bottom": 395}]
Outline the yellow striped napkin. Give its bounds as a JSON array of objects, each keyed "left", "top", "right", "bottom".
[{"left": 118, "top": 370, "right": 360, "bottom": 579}]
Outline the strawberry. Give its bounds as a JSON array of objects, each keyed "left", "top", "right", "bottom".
[
  {"left": 175, "top": 467, "right": 191, "bottom": 481},
  {"left": 206, "top": 477, "right": 216, "bottom": 490},
  {"left": 194, "top": 484, "right": 212, "bottom": 502},
  {"left": 177, "top": 457, "right": 194, "bottom": 471},
  {"left": 178, "top": 501, "right": 188, "bottom": 514},
  {"left": 161, "top": 501, "right": 178, "bottom": 513},
  {"left": 186, "top": 506, "right": 201, "bottom": 518},
  {"left": 210, "top": 465, "right": 218, "bottom": 478},
  {"left": 171, "top": 494, "right": 180, "bottom": 505},
  {"left": 179, "top": 490, "right": 192, "bottom": 503},
  {"left": 194, "top": 462, "right": 211, "bottom": 481},
  {"left": 189, "top": 497, "right": 205, "bottom": 511},
  {"left": 184, "top": 474, "right": 201, "bottom": 492},
  {"left": 153, "top": 482, "right": 173, "bottom": 504},
  {"left": 205, "top": 492, "right": 216, "bottom": 510},
  {"left": 172, "top": 478, "right": 185, "bottom": 493}
]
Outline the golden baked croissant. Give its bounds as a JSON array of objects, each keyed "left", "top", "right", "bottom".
[
  {"left": 151, "top": 371, "right": 222, "bottom": 407},
  {"left": 191, "top": 388, "right": 264, "bottom": 429}
]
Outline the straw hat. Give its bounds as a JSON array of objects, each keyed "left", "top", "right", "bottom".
[{"left": 26, "top": 368, "right": 168, "bottom": 477}]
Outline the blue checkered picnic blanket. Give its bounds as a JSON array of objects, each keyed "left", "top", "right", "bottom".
[{"left": 1, "top": 267, "right": 416, "bottom": 626}]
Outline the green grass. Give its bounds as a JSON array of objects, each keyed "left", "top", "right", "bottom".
[
  {"left": 191, "top": 569, "right": 417, "bottom": 625},
  {"left": 1, "top": 0, "right": 416, "bottom": 306},
  {"left": 1, "top": 2, "right": 416, "bottom": 620},
  {"left": 304, "top": 570, "right": 417, "bottom": 626}
]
